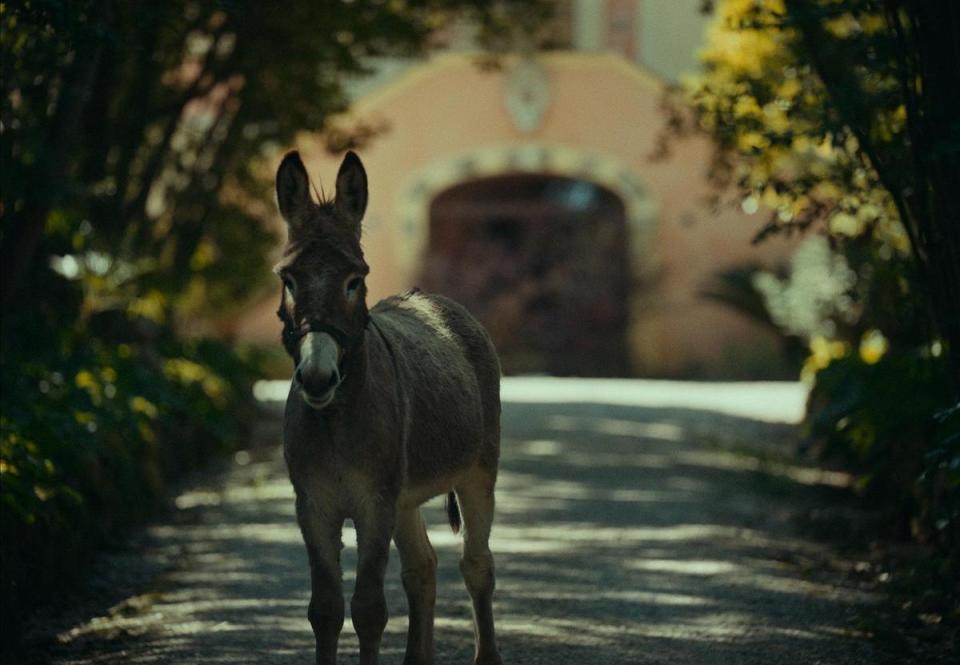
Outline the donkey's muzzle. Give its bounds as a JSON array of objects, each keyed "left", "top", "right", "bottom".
[{"left": 294, "top": 332, "right": 341, "bottom": 409}]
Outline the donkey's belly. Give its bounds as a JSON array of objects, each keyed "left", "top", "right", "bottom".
[
  {"left": 398, "top": 481, "right": 448, "bottom": 509},
  {"left": 399, "top": 465, "right": 475, "bottom": 509}
]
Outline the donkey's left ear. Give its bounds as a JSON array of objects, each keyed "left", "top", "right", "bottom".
[
  {"left": 335, "top": 151, "right": 368, "bottom": 234},
  {"left": 276, "top": 151, "right": 316, "bottom": 233}
]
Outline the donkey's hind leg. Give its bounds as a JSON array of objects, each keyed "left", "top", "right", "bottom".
[
  {"left": 455, "top": 469, "right": 503, "bottom": 665},
  {"left": 394, "top": 506, "right": 438, "bottom": 665}
]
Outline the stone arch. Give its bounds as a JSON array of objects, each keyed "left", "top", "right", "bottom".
[{"left": 394, "top": 143, "right": 659, "bottom": 283}]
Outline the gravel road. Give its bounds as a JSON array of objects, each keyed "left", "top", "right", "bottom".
[{"left": 24, "top": 379, "right": 877, "bottom": 664}]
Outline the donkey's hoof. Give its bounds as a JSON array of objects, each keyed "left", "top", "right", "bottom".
[
  {"left": 473, "top": 653, "right": 504, "bottom": 665},
  {"left": 402, "top": 655, "right": 436, "bottom": 665}
]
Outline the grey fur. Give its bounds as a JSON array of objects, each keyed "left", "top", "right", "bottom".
[{"left": 276, "top": 151, "right": 503, "bottom": 665}]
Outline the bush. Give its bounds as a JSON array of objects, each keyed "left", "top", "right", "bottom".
[
  {"left": 918, "top": 403, "right": 960, "bottom": 557},
  {"left": 0, "top": 313, "right": 259, "bottom": 643},
  {"left": 806, "top": 346, "right": 959, "bottom": 554},
  {"left": 727, "top": 231, "right": 959, "bottom": 559}
]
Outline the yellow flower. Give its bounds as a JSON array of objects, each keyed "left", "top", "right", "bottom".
[
  {"left": 75, "top": 370, "right": 97, "bottom": 391},
  {"left": 737, "top": 132, "right": 769, "bottom": 152},
  {"left": 801, "top": 336, "right": 851, "bottom": 384},
  {"left": 128, "top": 290, "right": 167, "bottom": 323},
  {"left": 829, "top": 211, "right": 862, "bottom": 236},
  {"left": 859, "top": 329, "right": 889, "bottom": 365},
  {"left": 763, "top": 102, "right": 791, "bottom": 133},
  {"left": 164, "top": 359, "right": 228, "bottom": 405},
  {"left": 778, "top": 77, "right": 802, "bottom": 100},
  {"left": 189, "top": 238, "right": 217, "bottom": 271},
  {"left": 733, "top": 96, "right": 762, "bottom": 118},
  {"left": 99, "top": 366, "right": 118, "bottom": 384},
  {"left": 130, "top": 396, "right": 159, "bottom": 419}
]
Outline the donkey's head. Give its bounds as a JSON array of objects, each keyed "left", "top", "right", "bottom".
[{"left": 275, "top": 151, "right": 369, "bottom": 410}]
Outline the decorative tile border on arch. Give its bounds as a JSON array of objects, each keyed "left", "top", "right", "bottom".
[{"left": 393, "top": 143, "right": 659, "bottom": 284}]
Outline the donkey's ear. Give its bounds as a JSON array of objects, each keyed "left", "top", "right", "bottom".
[
  {"left": 335, "top": 151, "right": 367, "bottom": 234},
  {"left": 276, "top": 151, "right": 315, "bottom": 230}
]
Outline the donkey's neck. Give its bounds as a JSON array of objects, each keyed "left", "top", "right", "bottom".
[{"left": 331, "top": 327, "right": 372, "bottom": 414}]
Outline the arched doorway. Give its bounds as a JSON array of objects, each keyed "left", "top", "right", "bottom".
[{"left": 419, "top": 174, "right": 631, "bottom": 376}]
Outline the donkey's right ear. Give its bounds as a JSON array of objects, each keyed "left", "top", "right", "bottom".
[{"left": 276, "top": 151, "right": 315, "bottom": 230}]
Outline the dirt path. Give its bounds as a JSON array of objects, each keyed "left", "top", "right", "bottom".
[{"left": 26, "top": 379, "right": 877, "bottom": 664}]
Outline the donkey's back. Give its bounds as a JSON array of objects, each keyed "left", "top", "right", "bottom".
[{"left": 371, "top": 290, "right": 501, "bottom": 502}]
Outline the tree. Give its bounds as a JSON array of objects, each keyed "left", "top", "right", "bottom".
[
  {"left": 686, "top": 0, "right": 959, "bottom": 388},
  {"left": 0, "top": 0, "right": 553, "bottom": 326}
]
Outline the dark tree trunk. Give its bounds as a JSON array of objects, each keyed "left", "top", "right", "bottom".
[
  {"left": 0, "top": 6, "right": 111, "bottom": 311},
  {"left": 891, "top": 0, "right": 960, "bottom": 390}
]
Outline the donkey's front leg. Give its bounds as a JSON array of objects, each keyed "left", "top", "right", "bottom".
[
  {"left": 394, "top": 506, "right": 438, "bottom": 665},
  {"left": 296, "top": 495, "right": 345, "bottom": 665},
  {"left": 352, "top": 503, "right": 396, "bottom": 665}
]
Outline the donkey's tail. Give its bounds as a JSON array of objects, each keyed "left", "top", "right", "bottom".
[{"left": 445, "top": 491, "right": 461, "bottom": 534}]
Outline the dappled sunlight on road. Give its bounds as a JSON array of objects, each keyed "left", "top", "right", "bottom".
[
  {"left": 45, "top": 383, "right": 874, "bottom": 664},
  {"left": 254, "top": 377, "right": 809, "bottom": 424},
  {"left": 500, "top": 377, "right": 809, "bottom": 423}
]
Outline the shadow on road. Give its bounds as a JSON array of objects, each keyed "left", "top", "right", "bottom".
[{"left": 34, "top": 397, "right": 875, "bottom": 665}]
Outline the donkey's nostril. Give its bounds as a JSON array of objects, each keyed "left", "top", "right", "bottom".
[
  {"left": 327, "top": 370, "right": 340, "bottom": 391},
  {"left": 294, "top": 368, "right": 304, "bottom": 386}
]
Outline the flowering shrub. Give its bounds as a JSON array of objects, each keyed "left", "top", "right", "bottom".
[
  {"left": 687, "top": 0, "right": 960, "bottom": 561},
  {"left": 0, "top": 319, "right": 259, "bottom": 640},
  {"left": 806, "top": 347, "right": 956, "bottom": 546}
]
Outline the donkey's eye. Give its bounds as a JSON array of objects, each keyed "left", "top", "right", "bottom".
[{"left": 345, "top": 276, "right": 363, "bottom": 296}]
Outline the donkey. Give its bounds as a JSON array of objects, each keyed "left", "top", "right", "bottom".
[{"left": 274, "top": 150, "right": 503, "bottom": 665}]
